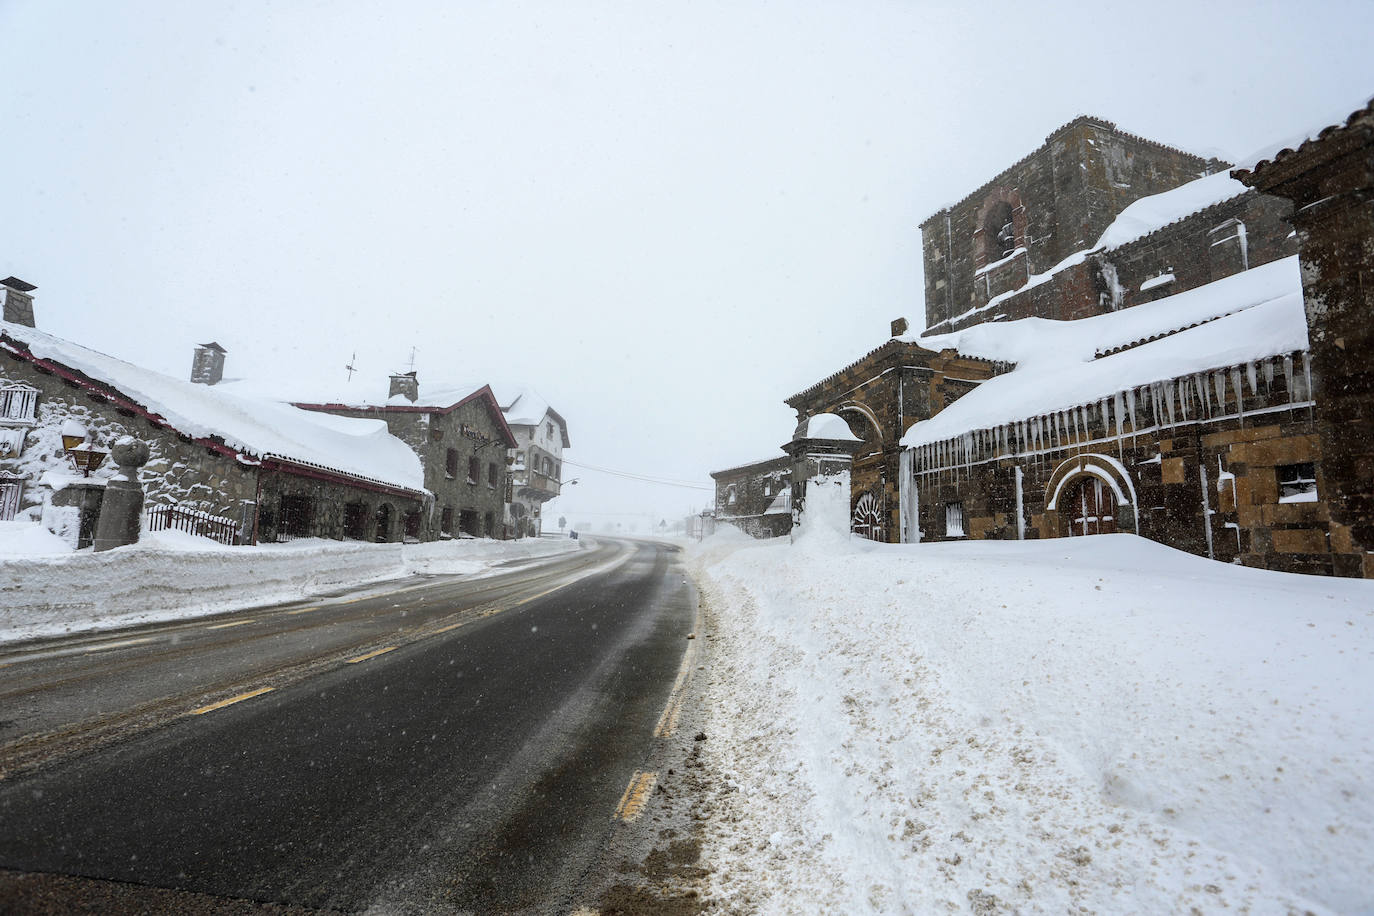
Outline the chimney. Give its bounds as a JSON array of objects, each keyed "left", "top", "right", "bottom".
[
  {"left": 190, "top": 342, "right": 227, "bottom": 385},
  {"left": 389, "top": 370, "right": 419, "bottom": 402},
  {"left": 2, "top": 277, "right": 36, "bottom": 327},
  {"left": 890, "top": 317, "right": 909, "bottom": 337}
]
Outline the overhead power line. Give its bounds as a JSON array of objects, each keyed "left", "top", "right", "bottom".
[{"left": 560, "top": 458, "right": 713, "bottom": 491}]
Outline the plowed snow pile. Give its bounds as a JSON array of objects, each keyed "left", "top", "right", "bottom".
[{"left": 687, "top": 522, "right": 1372, "bottom": 914}]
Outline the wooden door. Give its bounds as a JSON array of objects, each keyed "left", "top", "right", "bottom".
[{"left": 1066, "top": 476, "right": 1115, "bottom": 536}]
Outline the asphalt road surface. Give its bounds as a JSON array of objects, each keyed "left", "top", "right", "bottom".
[{"left": 0, "top": 537, "right": 698, "bottom": 914}]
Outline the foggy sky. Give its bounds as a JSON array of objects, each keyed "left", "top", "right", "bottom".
[{"left": 3, "top": 1, "right": 1372, "bottom": 529}]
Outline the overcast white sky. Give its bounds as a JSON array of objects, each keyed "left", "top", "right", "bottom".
[{"left": 3, "top": 1, "right": 1372, "bottom": 529}]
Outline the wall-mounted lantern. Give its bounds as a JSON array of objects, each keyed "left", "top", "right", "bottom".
[{"left": 61, "top": 419, "right": 108, "bottom": 477}]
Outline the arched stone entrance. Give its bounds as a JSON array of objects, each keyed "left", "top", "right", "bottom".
[
  {"left": 1043, "top": 454, "right": 1138, "bottom": 538},
  {"left": 851, "top": 490, "right": 885, "bottom": 541},
  {"left": 834, "top": 403, "right": 889, "bottom": 541}
]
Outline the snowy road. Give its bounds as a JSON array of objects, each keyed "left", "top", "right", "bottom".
[{"left": 0, "top": 537, "right": 697, "bottom": 913}]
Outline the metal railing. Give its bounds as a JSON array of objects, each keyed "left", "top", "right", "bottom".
[{"left": 145, "top": 504, "right": 239, "bottom": 546}]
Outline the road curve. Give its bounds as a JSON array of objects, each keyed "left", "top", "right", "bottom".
[{"left": 0, "top": 536, "right": 697, "bottom": 914}]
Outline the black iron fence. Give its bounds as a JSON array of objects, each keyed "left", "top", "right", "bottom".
[{"left": 145, "top": 504, "right": 239, "bottom": 546}]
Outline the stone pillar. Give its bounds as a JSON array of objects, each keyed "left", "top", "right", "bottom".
[
  {"left": 93, "top": 437, "right": 151, "bottom": 552},
  {"left": 1236, "top": 104, "right": 1374, "bottom": 577},
  {"left": 47, "top": 481, "right": 105, "bottom": 550},
  {"left": 783, "top": 413, "right": 863, "bottom": 536}
]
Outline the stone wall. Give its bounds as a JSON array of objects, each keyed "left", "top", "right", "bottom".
[
  {"left": 911, "top": 352, "right": 1336, "bottom": 573},
  {"left": 922, "top": 117, "right": 1222, "bottom": 330},
  {"left": 1, "top": 347, "right": 429, "bottom": 547},
  {"left": 712, "top": 456, "right": 792, "bottom": 538},
  {"left": 310, "top": 397, "right": 510, "bottom": 540},
  {"left": 785, "top": 339, "right": 999, "bottom": 541},
  {"left": 1236, "top": 101, "right": 1374, "bottom": 578},
  {"left": 0, "top": 350, "right": 257, "bottom": 523},
  {"left": 928, "top": 188, "right": 1298, "bottom": 333}
]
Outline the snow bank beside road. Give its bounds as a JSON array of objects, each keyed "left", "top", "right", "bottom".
[
  {"left": 0, "top": 534, "right": 578, "bottom": 644},
  {"left": 687, "top": 533, "right": 1372, "bottom": 914}
]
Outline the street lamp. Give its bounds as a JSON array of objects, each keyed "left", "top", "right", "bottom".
[{"left": 61, "top": 419, "right": 108, "bottom": 477}]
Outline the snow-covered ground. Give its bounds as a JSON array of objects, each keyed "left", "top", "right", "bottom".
[
  {"left": 0, "top": 523, "right": 578, "bottom": 644},
  {"left": 686, "top": 506, "right": 1372, "bottom": 913}
]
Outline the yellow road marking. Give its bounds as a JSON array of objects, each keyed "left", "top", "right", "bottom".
[
  {"left": 284, "top": 606, "right": 319, "bottom": 615},
  {"left": 613, "top": 770, "right": 657, "bottom": 822},
  {"left": 83, "top": 636, "right": 158, "bottom": 654},
  {"left": 654, "top": 694, "right": 684, "bottom": 739},
  {"left": 345, "top": 646, "right": 396, "bottom": 664},
  {"left": 514, "top": 585, "right": 564, "bottom": 607},
  {"left": 433, "top": 621, "right": 466, "bottom": 634},
  {"left": 191, "top": 687, "right": 274, "bottom": 715},
  {"left": 206, "top": 620, "right": 253, "bottom": 630},
  {"left": 653, "top": 627, "right": 699, "bottom": 739}
]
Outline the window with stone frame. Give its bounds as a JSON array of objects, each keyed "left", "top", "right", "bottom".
[
  {"left": 983, "top": 201, "right": 1017, "bottom": 262},
  {"left": 467, "top": 455, "right": 480, "bottom": 484},
  {"left": 0, "top": 384, "right": 38, "bottom": 423},
  {"left": 445, "top": 448, "right": 458, "bottom": 478},
  {"left": 1277, "top": 462, "right": 1318, "bottom": 503},
  {"left": 487, "top": 462, "right": 498, "bottom": 487}
]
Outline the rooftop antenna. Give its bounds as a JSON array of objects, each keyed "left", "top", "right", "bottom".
[
  {"left": 406, "top": 347, "right": 418, "bottom": 372},
  {"left": 345, "top": 351, "right": 357, "bottom": 382}
]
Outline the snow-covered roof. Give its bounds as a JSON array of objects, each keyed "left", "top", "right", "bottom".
[
  {"left": 223, "top": 374, "right": 488, "bottom": 411},
  {"left": 0, "top": 321, "right": 426, "bottom": 494},
  {"left": 1232, "top": 93, "right": 1374, "bottom": 174},
  {"left": 222, "top": 373, "right": 519, "bottom": 449},
  {"left": 710, "top": 453, "right": 791, "bottom": 479},
  {"left": 926, "top": 171, "right": 1249, "bottom": 333},
  {"left": 901, "top": 256, "right": 1307, "bottom": 448},
  {"left": 493, "top": 384, "right": 570, "bottom": 447}
]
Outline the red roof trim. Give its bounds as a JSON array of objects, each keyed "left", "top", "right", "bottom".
[
  {"left": 294, "top": 383, "right": 519, "bottom": 448},
  {"left": 1, "top": 334, "right": 427, "bottom": 499}
]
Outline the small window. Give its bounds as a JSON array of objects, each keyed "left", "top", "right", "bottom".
[
  {"left": 0, "top": 385, "right": 38, "bottom": 423},
  {"left": 945, "top": 502, "right": 965, "bottom": 537},
  {"left": 983, "top": 201, "right": 1016, "bottom": 262},
  {"left": 430, "top": 426, "right": 443, "bottom": 442},
  {"left": 547, "top": 422, "right": 555, "bottom": 438},
  {"left": 467, "top": 455, "right": 480, "bottom": 484},
  {"left": 727, "top": 485, "right": 738, "bottom": 506},
  {"left": 1278, "top": 462, "right": 1318, "bottom": 503},
  {"left": 445, "top": 448, "right": 458, "bottom": 478},
  {"left": 488, "top": 462, "right": 498, "bottom": 486},
  {"left": 763, "top": 481, "right": 772, "bottom": 497}
]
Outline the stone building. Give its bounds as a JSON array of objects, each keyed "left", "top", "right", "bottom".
[
  {"left": 710, "top": 455, "right": 793, "bottom": 538},
  {"left": 497, "top": 387, "right": 570, "bottom": 538},
  {"left": 721, "top": 103, "right": 1374, "bottom": 577},
  {"left": 1234, "top": 98, "right": 1374, "bottom": 578},
  {"left": 0, "top": 314, "right": 428, "bottom": 545},
  {"left": 294, "top": 375, "right": 517, "bottom": 540}
]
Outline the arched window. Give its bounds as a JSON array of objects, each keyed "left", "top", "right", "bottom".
[{"left": 983, "top": 201, "right": 1016, "bottom": 262}]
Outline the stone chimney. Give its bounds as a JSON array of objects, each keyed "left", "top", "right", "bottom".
[
  {"left": 890, "top": 317, "right": 909, "bottom": 337},
  {"left": 2, "top": 277, "right": 36, "bottom": 327},
  {"left": 389, "top": 371, "right": 419, "bottom": 402},
  {"left": 190, "top": 342, "right": 227, "bottom": 385}
]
